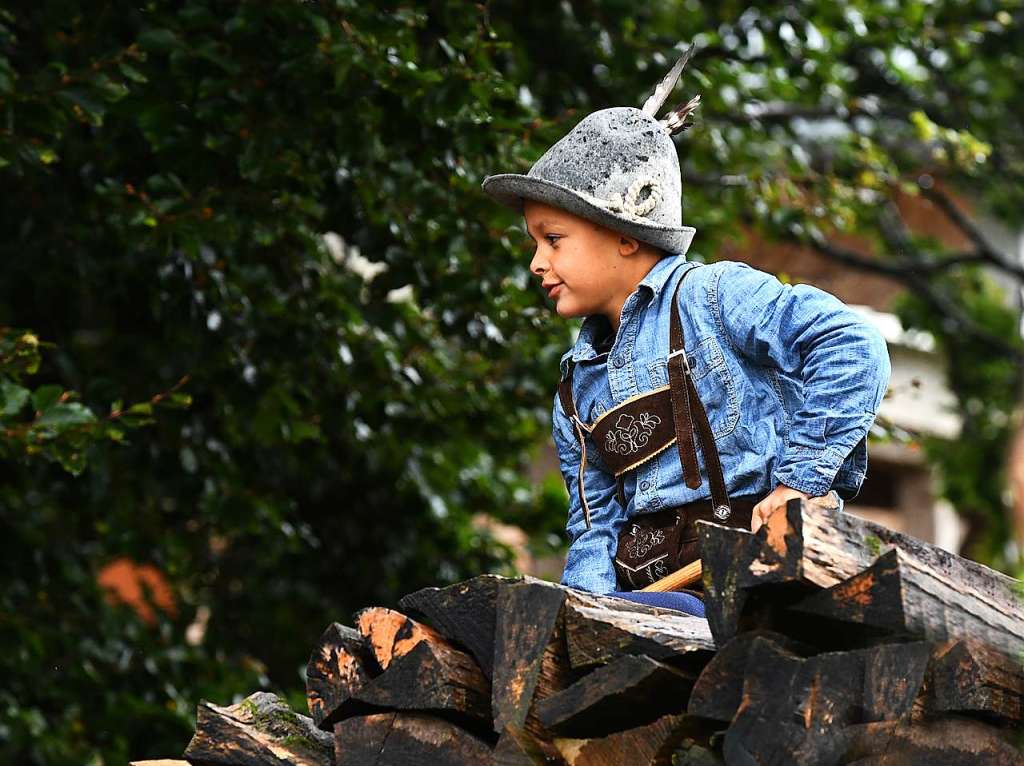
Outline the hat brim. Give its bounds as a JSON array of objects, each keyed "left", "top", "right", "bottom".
[{"left": 481, "top": 173, "right": 696, "bottom": 256}]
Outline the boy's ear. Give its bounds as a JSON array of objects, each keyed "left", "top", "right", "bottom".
[{"left": 618, "top": 235, "right": 642, "bottom": 256}]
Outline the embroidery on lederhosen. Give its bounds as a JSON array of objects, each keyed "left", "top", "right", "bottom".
[
  {"left": 614, "top": 516, "right": 679, "bottom": 587},
  {"left": 622, "top": 523, "right": 665, "bottom": 559},
  {"left": 588, "top": 386, "right": 676, "bottom": 476},
  {"left": 604, "top": 412, "right": 663, "bottom": 456}
]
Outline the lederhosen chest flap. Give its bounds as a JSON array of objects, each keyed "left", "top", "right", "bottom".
[{"left": 589, "top": 386, "right": 676, "bottom": 476}]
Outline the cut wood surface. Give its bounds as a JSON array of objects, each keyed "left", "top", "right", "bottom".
[
  {"left": 351, "top": 638, "right": 491, "bottom": 724},
  {"left": 860, "top": 642, "right": 932, "bottom": 722},
  {"left": 535, "top": 654, "right": 692, "bottom": 738},
  {"left": 354, "top": 606, "right": 449, "bottom": 671},
  {"left": 840, "top": 717, "right": 1024, "bottom": 765},
  {"left": 687, "top": 630, "right": 810, "bottom": 721},
  {"left": 928, "top": 639, "right": 1024, "bottom": 725},
  {"left": 696, "top": 517, "right": 766, "bottom": 644},
  {"left": 305, "top": 622, "right": 379, "bottom": 729},
  {"left": 563, "top": 590, "right": 714, "bottom": 669},
  {"left": 399, "top": 574, "right": 512, "bottom": 680},
  {"left": 722, "top": 638, "right": 933, "bottom": 765},
  {"left": 184, "top": 692, "right": 332, "bottom": 766},
  {"left": 493, "top": 724, "right": 568, "bottom": 766},
  {"left": 332, "top": 712, "right": 492, "bottom": 766},
  {"left": 491, "top": 580, "right": 575, "bottom": 736},
  {"left": 723, "top": 638, "right": 864, "bottom": 766}
]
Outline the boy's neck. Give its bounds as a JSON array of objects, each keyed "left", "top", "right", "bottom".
[{"left": 604, "top": 256, "right": 664, "bottom": 332}]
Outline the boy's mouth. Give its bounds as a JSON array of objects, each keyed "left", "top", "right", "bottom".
[{"left": 543, "top": 282, "right": 563, "bottom": 298}]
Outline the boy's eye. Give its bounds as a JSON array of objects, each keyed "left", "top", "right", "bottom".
[{"left": 545, "top": 234, "right": 561, "bottom": 246}]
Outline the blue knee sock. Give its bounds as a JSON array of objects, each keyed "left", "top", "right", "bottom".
[{"left": 606, "top": 590, "right": 706, "bottom": 618}]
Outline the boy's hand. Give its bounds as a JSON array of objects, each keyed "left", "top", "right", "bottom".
[{"left": 750, "top": 484, "right": 810, "bottom": 533}]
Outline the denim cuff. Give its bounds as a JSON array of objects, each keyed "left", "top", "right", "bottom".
[{"left": 772, "top": 445, "right": 847, "bottom": 498}]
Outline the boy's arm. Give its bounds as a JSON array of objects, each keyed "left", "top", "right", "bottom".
[
  {"left": 711, "top": 261, "right": 892, "bottom": 498},
  {"left": 552, "top": 391, "right": 628, "bottom": 595}
]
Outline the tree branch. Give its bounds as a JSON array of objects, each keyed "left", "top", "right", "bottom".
[{"left": 918, "top": 183, "right": 1024, "bottom": 282}]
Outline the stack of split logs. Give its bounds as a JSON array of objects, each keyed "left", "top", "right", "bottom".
[{"left": 166, "top": 499, "right": 1024, "bottom": 766}]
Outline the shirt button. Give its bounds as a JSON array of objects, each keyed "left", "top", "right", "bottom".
[
  {"left": 613, "top": 356, "right": 625, "bottom": 368},
  {"left": 640, "top": 480, "right": 651, "bottom": 491}
]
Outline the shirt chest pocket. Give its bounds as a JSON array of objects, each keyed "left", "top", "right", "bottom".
[{"left": 646, "top": 336, "right": 740, "bottom": 440}]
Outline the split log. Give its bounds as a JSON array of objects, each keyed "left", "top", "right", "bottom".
[
  {"left": 687, "top": 630, "right": 811, "bottom": 721},
  {"left": 354, "top": 606, "right": 448, "bottom": 671},
  {"left": 183, "top": 692, "right": 332, "bottom": 766},
  {"left": 722, "top": 638, "right": 861, "bottom": 766},
  {"left": 792, "top": 547, "right": 1024, "bottom": 659},
  {"left": 333, "top": 712, "right": 492, "bottom": 766},
  {"left": 861, "top": 641, "right": 933, "bottom": 722},
  {"left": 697, "top": 513, "right": 812, "bottom": 646},
  {"left": 351, "top": 639, "right": 491, "bottom": 726},
  {"left": 840, "top": 717, "right": 1024, "bottom": 765},
  {"left": 563, "top": 589, "right": 715, "bottom": 670},
  {"left": 699, "top": 498, "right": 1024, "bottom": 652},
  {"left": 399, "top": 573, "right": 516, "bottom": 679},
  {"left": 927, "top": 639, "right": 1024, "bottom": 725},
  {"left": 553, "top": 713, "right": 718, "bottom": 766},
  {"left": 535, "top": 654, "right": 693, "bottom": 738},
  {"left": 491, "top": 580, "right": 576, "bottom": 734},
  {"left": 305, "top": 622, "right": 379, "bottom": 729},
  {"left": 131, "top": 762, "right": 189, "bottom": 766},
  {"left": 722, "top": 638, "right": 932, "bottom": 765}
]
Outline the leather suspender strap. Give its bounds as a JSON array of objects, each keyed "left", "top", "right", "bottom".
[
  {"left": 668, "top": 269, "right": 733, "bottom": 521},
  {"left": 667, "top": 277, "right": 701, "bottom": 491},
  {"left": 557, "top": 362, "right": 595, "bottom": 530}
]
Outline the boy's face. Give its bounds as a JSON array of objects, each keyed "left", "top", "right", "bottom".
[{"left": 523, "top": 199, "right": 642, "bottom": 323}]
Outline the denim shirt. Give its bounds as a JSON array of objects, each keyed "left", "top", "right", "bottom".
[{"left": 553, "top": 255, "right": 892, "bottom": 594}]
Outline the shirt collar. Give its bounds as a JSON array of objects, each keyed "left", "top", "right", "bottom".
[
  {"left": 637, "top": 253, "right": 687, "bottom": 298},
  {"left": 559, "top": 255, "right": 689, "bottom": 377}
]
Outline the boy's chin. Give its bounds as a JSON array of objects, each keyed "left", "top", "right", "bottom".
[{"left": 554, "top": 300, "right": 586, "bottom": 320}]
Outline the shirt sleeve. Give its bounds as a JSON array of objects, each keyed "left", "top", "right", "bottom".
[
  {"left": 552, "top": 390, "right": 628, "bottom": 595},
  {"left": 711, "top": 261, "right": 892, "bottom": 497}
]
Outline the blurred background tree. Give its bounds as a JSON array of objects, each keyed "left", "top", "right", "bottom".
[{"left": 1, "top": 1, "right": 1021, "bottom": 763}]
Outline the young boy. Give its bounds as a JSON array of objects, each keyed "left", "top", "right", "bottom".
[{"left": 481, "top": 55, "right": 891, "bottom": 615}]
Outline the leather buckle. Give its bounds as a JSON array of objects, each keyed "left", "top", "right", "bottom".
[{"left": 667, "top": 347, "right": 692, "bottom": 374}]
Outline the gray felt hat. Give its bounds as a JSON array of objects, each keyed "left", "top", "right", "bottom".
[{"left": 482, "top": 48, "right": 701, "bottom": 256}]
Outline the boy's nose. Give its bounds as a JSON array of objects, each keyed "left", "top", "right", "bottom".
[{"left": 529, "top": 248, "right": 548, "bottom": 276}]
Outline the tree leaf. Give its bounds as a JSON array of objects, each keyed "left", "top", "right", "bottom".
[
  {"left": 0, "top": 379, "right": 29, "bottom": 417},
  {"left": 31, "top": 384, "right": 63, "bottom": 413},
  {"left": 35, "top": 402, "right": 96, "bottom": 429}
]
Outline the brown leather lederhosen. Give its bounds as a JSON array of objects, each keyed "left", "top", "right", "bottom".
[{"left": 557, "top": 264, "right": 758, "bottom": 591}]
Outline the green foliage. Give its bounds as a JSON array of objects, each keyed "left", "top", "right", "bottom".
[
  {"left": 0, "top": 328, "right": 190, "bottom": 474},
  {"left": 893, "top": 271, "right": 1024, "bottom": 565},
  {"left": 1, "top": 1, "right": 1022, "bottom": 763}
]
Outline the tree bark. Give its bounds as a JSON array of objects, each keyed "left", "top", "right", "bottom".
[{"left": 184, "top": 692, "right": 332, "bottom": 766}]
